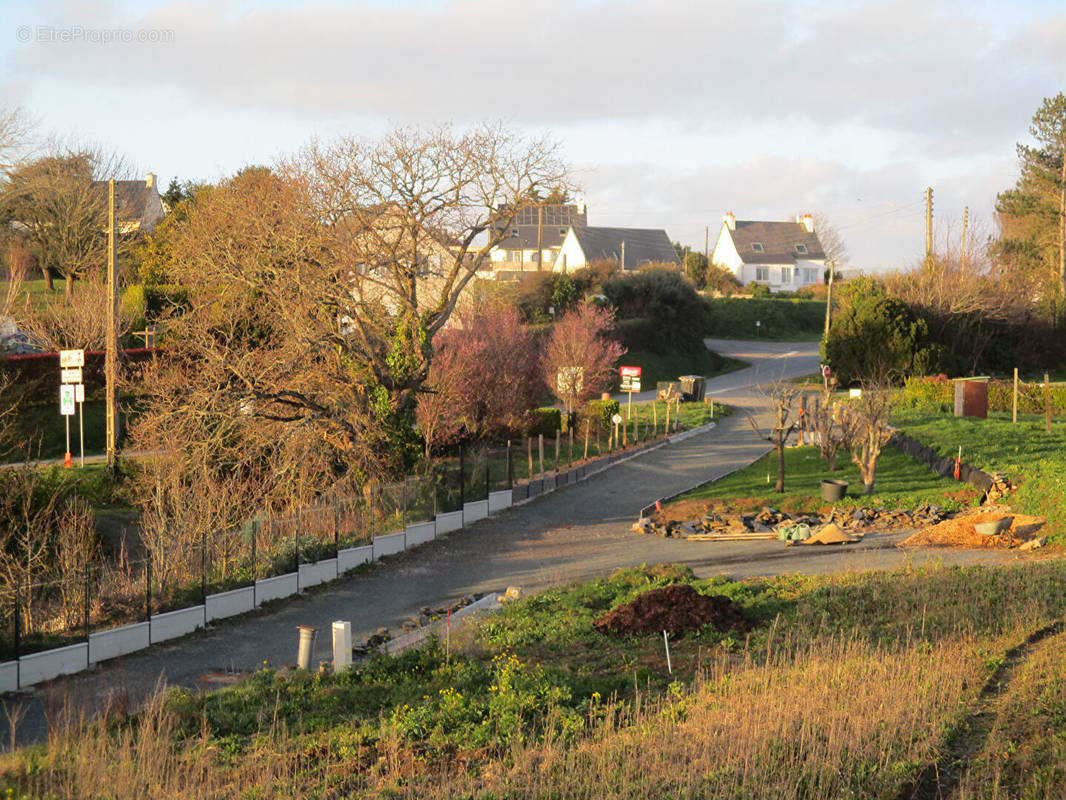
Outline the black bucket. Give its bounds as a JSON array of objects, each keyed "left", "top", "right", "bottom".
[{"left": 820, "top": 479, "right": 848, "bottom": 503}]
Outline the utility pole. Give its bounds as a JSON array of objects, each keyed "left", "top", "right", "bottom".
[
  {"left": 925, "top": 186, "right": 933, "bottom": 266},
  {"left": 704, "top": 225, "right": 709, "bottom": 263},
  {"left": 823, "top": 259, "right": 835, "bottom": 342},
  {"left": 961, "top": 205, "right": 969, "bottom": 270},
  {"left": 536, "top": 203, "right": 543, "bottom": 271},
  {"left": 620, "top": 240, "right": 626, "bottom": 271},
  {"left": 106, "top": 179, "right": 119, "bottom": 471}
]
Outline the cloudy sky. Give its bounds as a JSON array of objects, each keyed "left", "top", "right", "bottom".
[{"left": 3, "top": 0, "right": 1064, "bottom": 271}]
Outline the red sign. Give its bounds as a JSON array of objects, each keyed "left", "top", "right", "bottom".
[
  {"left": 822, "top": 364, "right": 831, "bottom": 378},
  {"left": 620, "top": 366, "right": 642, "bottom": 378}
]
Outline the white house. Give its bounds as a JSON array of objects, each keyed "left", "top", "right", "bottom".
[
  {"left": 90, "top": 172, "right": 167, "bottom": 234},
  {"left": 711, "top": 212, "right": 826, "bottom": 292},
  {"left": 488, "top": 203, "right": 588, "bottom": 271},
  {"left": 553, "top": 225, "right": 680, "bottom": 273}
]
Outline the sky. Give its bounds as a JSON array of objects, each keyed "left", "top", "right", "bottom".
[{"left": 2, "top": 0, "right": 1064, "bottom": 272}]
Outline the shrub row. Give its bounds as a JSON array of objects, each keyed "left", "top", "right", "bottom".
[{"left": 900, "top": 375, "right": 1066, "bottom": 416}]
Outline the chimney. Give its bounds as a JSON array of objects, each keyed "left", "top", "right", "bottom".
[
  {"left": 724, "top": 211, "right": 735, "bottom": 231},
  {"left": 146, "top": 172, "right": 156, "bottom": 189},
  {"left": 802, "top": 213, "right": 814, "bottom": 233}
]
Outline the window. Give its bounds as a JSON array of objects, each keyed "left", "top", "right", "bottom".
[
  {"left": 795, "top": 244, "right": 808, "bottom": 255},
  {"left": 505, "top": 249, "right": 522, "bottom": 263},
  {"left": 511, "top": 228, "right": 519, "bottom": 236},
  {"left": 803, "top": 268, "right": 818, "bottom": 284},
  {"left": 751, "top": 242, "right": 764, "bottom": 253},
  {"left": 755, "top": 266, "right": 769, "bottom": 282},
  {"left": 559, "top": 228, "right": 567, "bottom": 235},
  {"left": 781, "top": 266, "right": 794, "bottom": 283}
]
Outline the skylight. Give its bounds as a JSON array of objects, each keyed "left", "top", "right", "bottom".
[
  {"left": 751, "top": 242, "right": 764, "bottom": 253},
  {"left": 795, "top": 244, "right": 808, "bottom": 254}
]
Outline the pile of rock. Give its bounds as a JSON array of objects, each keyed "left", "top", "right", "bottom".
[
  {"left": 352, "top": 593, "right": 486, "bottom": 654},
  {"left": 634, "top": 503, "right": 952, "bottom": 540}
]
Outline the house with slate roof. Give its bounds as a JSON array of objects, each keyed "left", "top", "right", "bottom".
[
  {"left": 90, "top": 172, "right": 167, "bottom": 234},
  {"left": 711, "top": 212, "right": 826, "bottom": 292},
  {"left": 553, "top": 225, "right": 680, "bottom": 273},
  {"left": 488, "top": 203, "right": 588, "bottom": 271}
]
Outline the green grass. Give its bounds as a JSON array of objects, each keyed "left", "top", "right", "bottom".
[
  {"left": 893, "top": 408, "right": 1066, "bottom": 540},
  {"left": 705, "top": 296, "right": 826, "bottom": 341},
  {"left": 676, "top": 443, "right": 979, "bottom": 514},
  {"left": 7, "top": 398, "right": 129, "bottom": 461},
  {"left": 621, "top": 345, "right": 747, "bottom": 388},
  {"left": 11, "top": 561, "right": 1066, "bottom": 798}
]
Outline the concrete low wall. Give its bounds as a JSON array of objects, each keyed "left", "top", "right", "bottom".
[
  {"left": 205, "top": 586, "right": 256, "bottom": 622},
  {"left": 299, "top": 559, "right": 338, "bottom": 590},
  {"left": 488, "top": 490, "right": 512, "bottom": 513},
  {"left": 151, "top": 606, "right": 205, "bottom": 644},
  {"left": 255, "top": 573, "right": 299, "bottom": 605},
  {"left": 435, "top": 510, "right": 463, "bottom": 535},
  {"left": 20, "top": 642, "right": 88, "bottom": 687},
  {"left": 373, "top": 531, "right": 405, "bottom": 560},
  {"left": 405, "top": 521, "right": 435, "bottom": 547},
  {"left": 0, "top": 662, "right": 16, "bottom": 694},
  {"left": 338, "top": 545, "right": 373, "bottom": 572},
  {"left": 89, "top": 621, "right": 150, "bottom": 665},
  {"left": 463, "top": 499, "right": 489, "bottom": 524}
]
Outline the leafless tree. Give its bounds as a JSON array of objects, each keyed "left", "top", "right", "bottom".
[
  {"left": 2, "top": 145, "right": 133, "bottom": 298},
  {"left": 141, "top": 123, "right": 570, "bottom": 481},
  {"left": 808, "top": 382, "right": 859, "bottom": 472},
  {"left": 17, "top": 273, "right": 137, "bottom": 351},
  {"left": 841, "top": 377, "right": 899, "bottom": 494},
  {"left": 811, "top": 211, "right": 849, "bottom": 268},
  {"left": 748, "top": 382, "right": 800, "bottom": 493}
]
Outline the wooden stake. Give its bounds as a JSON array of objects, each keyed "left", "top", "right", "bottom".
[
  {"left": 665, "top": 399, "right": 670, "bottom": 434},
  {"left": 583, "top": 419, "right": 590, "bottom": 460},
  {"left": 653, "top": 401, "right": 658, "bottom": 434},
  {"left": 1013, "top": 367, "right": 1018, "bottom": 424},
  {"left": 527, "top": 437, "right": 533, "bottom": 480},
  {"left": 538, "top": 434, "right": 544, "bottom": 479},
  {"left": 554, "top": 430, "right": 560, "bottom": 473},
  {"left": 1046, "top": 373, "right": 1051, "bottom": 434}
]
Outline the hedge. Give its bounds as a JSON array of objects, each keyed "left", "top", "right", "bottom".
[{"left": 900, "top": 375, "right": 1066, "bottom": 416}]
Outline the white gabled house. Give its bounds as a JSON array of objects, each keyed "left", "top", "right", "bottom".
[
  {"left": 711, "top": 212, "right": 826, "bottom": 292},
  {"left": 553, "top": 225, "right": 680, "bottom": 273}
]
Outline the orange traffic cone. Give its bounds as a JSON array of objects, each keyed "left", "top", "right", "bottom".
[{"left": 64, "top": 451, "right": 72, "bottom": 469}]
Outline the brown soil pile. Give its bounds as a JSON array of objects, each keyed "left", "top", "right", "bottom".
[
  {"left": 593, "top": 584, "right": 751, "bottom": 636},
  {"left": 899, "top": 510, "right": 1046, "bottom": 549}
]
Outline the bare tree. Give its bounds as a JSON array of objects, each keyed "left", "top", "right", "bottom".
[
  {"left": 17, "top": 273, "right": 137, "bottom": 351},
  {"left": 143, "top": 123, "right": 570, "bottom": 480},
  {"left": 3, "top": 145, "right": 133, "bottom": 299},
  {"left": 842, "top": 378, "right": 898, "bottom": 495},
  {"left": 748, "top": 382, "right": 800, "bottom": 493},
  {"left": 808, "top": 383, "right": 859, "bottom": 472}
]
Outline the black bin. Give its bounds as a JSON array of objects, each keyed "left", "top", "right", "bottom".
[{"left": 678, "top": 375, "right": 706, "bottom": 402}]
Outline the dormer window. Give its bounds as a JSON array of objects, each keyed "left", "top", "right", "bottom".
[
  {"left": 795, "top": 244, "right": 808, "bottom": 255},
  {"left": 559, "top": 228, "right": 567, "bottom": 235},
  {"left": 751, "top": 242, "right": 764, "bottom": 253},
  {"left": 512, "top": 229, "right": 519, "bottom": 236}
]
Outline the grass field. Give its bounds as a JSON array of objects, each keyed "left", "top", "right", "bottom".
[
  {"left": 7, "top": 560, "right": 1066, "bottom": 798},
  {"left": 675, "top": 441, "right": 979, "bottom": 514},
  {"left": 705, "top": 296, "right": 826, "bottom": 341},
  {"left": 893, "top": 409, "right": 1066, "bottom": 540}
]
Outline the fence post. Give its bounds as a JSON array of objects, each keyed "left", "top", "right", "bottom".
[
  {"left": 555, "top": 431, "right": 560, "bottom": 473},
  {"left": 201, "top": 528, "right": 207, "bottom": 604},
  {"left": 459, "top": 442, "right": 465, "bottom": 508},
  {"left": 251, "top": 519, "right": 257, "bottom": 584},
  {"left": 84, "top": 567, "right": 91, "bottom": 644},
  {"left": 485, "top": 461, "right": 490, "bottom": 500},
  {"left": 538, "top": 434, "right": 544, "bottom": 479},
  {"left": 145, "top": 558, "right": 151, "bottom": 623},
  {"left": 13, "top": 578, "right": 20, "bottom": 663},
  {"left": 506, "top": 440, "right": 513, "bottom": 489},
  {"left": 402, "top": 477, "right": 408, "bottom": 529},
  {"left": 333, "top": 503, "right": 340, "bottom": 558}
]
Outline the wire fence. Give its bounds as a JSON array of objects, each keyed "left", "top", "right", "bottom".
[{"left": 0, "top": 407, "right": 709, "bottom": 660}]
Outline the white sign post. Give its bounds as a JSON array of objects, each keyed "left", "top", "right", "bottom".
[
  {"left": 75, "top": 384, "right": 85, "bottom": 467},
  {"left": 619, "top": 366, "right": 642, "bottom": 424},
  {"left": 60, "top": 384, "right": 76, "bottom": 468},
  {"left": 59, "top": 349, "right": 84, "bottom": 368}
]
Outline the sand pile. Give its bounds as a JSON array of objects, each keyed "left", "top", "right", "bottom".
[
  {"left": 593, "top": 584, "right": 751, "bottom": 636},
  {"left": 801, "top": 522, "right": 859, "bottom": 545},
  {"left": 899, "top": 510, "right": 1046, "bottom": 549}
]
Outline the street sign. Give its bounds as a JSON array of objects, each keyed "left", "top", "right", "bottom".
[
  {"left": 619, "top": 365, "right": 642, "bottom": 392},
  {"left": 61, "top": 367, "right": 83, "bottom": 384},
  {"left": 822, "top": 364, "right": 831, "bottom": 379},
  {"left": 60, "top": 384, "right": 76, "bottom": 416},
  {"left": 60, "top": 349, "right": 84, "bottom": 368},
  {"left": 74, "top": 384, "right": 84, "bottom": 403}
]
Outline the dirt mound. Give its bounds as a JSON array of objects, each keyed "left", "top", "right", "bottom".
[
  {"left": 899, "top": 510, "right": 1046, "bottom": 550},
  {"left": 593, "top": 584, "right": 751, "bottom": 636}
]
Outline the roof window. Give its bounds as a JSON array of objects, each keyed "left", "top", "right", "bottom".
[
  {"left": 795, "top": 244, "right": 808, "bottom": 255},
  {"left": 751, "top": 242, "right": 764, "bottom": 253}
]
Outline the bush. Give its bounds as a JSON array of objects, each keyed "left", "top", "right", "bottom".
[
  {"left": 120, "top": 284, "right": 147, "bottom": 334},
  {"left": 901, "top": 375, "right": 1066, "bottom": 416},
  {"left": 525, "top": 408, "right": 562, "bottom": 437},
  {"left": 600, "top": 267, "right": 709, "bottom": 353},
  {"left": 823, "top": 277, "right": 944, "bottom": 384},
  {"left": 584, "top": 398, "right": 620, "bottom": 432}
]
